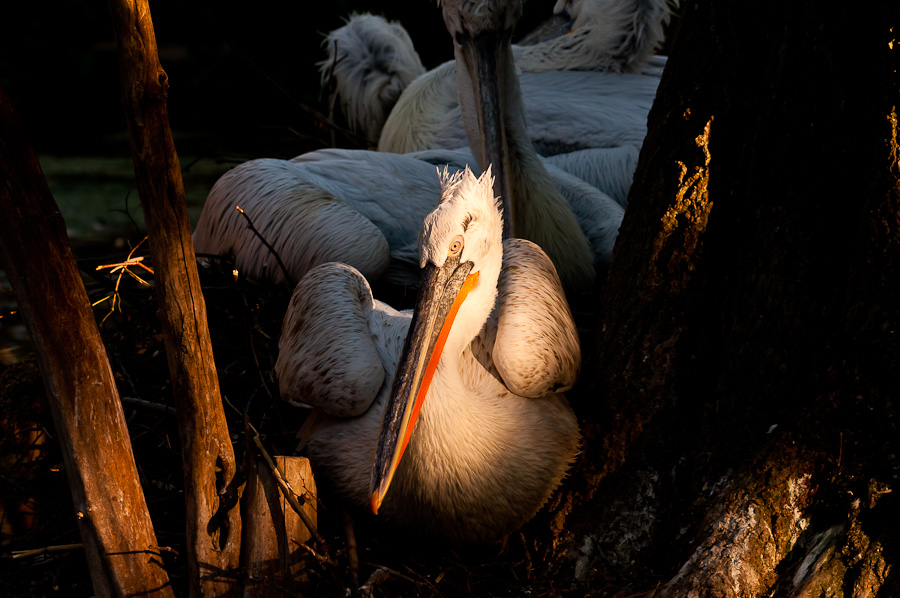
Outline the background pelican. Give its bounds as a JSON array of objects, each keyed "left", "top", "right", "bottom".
[
  {"left": 321, "top": 0, "right": 676, "bottom": 145},
  {"left": 192, "top": 146, "right": 620, "bottom": 291},
  {"left": 378, "top": 54, "right": 660, "bottom": 156},
  {"left": 194, "top": 8, "right": 629, "bottom": 294},
  {"left": 276, "top": 167, "right": 581, "bottom": 543},
  {"left": 320, "top": 12, "right": 426, "bottom": 144},
  {"left": 194, "top": 0, "right": 638, "bottom": 294}
]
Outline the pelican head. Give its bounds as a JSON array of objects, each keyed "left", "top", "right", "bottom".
[{"left": 370, "top": 166, "right": 502, "bottom": 513}]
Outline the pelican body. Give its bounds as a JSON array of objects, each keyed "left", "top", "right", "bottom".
[
  {"left": 276, "top": 168, "right": 581, "bottom": 543},
  {"left": 322, "top": 0, "right": 675, "bottom": 145},
  {"left": 195, "top": 0, "right": 648, "bottom": 295}
]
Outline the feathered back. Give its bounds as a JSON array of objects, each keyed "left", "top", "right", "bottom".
[
  {"left": 319, "top": 13, "right": 426, "bottom": 143},
  {"left": 517, "top": 0, "right": 678, "bottom": 73}
]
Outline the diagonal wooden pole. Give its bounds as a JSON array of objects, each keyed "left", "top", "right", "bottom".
[
  {"left": 0, "top": 89, "right": 174, "bottom": 598},
  {"left": 106, "top": 1, "right": 242, "bottom": 594}
]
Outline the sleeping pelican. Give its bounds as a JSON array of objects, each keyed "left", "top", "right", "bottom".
[
  {"left": 321, "top": 0, "right": 676, "bottom": 144},
  {"left": 320, "top": 13, "right": 426, "bottom": 144},
  {"left": 194, "top": 0, "right": 641, "bottom": 293},
  {"left": 193, "top": 12, "right": 624, "bottom": 293},
  {"left": 276, "top": 167, "right": 581, "bottom": 543},
  {"left": 192, "top": 147, "right": 619, "bottom": 290}
]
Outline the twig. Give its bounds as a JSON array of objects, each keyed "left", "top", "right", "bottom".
[
  {"left": 620, "top": 582, "right": 665, "bottom": 598},
  {"left": 248, "top": 423, "right": 326, "bottom": 547},
  {"left": 243, "top": 292, "right": 274, "bottom": 400},
  {"left": 359, "top": 564, "right": 440, "bottom": 597},
  {"left": 344, "top": 509, "right": 360, "bottom": 591},
  {"left": 121, "top": 396, "right": 177, "bottom": 416},
  {"left": 293, "top": 540, "right": 336, "bottom": 566},
  {"left": 837, "top": 431, "right": 842, "bottom": 469},
  {"left": 519, "top": 531, "right": 533, "bottom": 579},
  {"left": 9, "top": 543, "right": 83, "bottom": 559},
  {"left": 93, "top": 236, "right": 154, "bottom": 324},
  {"left": 234, "top": 206, "right": 293, "bottom": 285}
]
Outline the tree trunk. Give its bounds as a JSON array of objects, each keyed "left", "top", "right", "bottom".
[
  {"left": 545, "top": 1, "right": 900, "bottom": 596},
  {"left": 106, "top": 1, "right": 242, "bottom": 595},
  {"left": 0, "top": 89, "right": 174, "bottom": 597}
]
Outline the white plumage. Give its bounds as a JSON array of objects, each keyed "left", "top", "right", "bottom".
[
  {"left": 193, "top": 148, "right": 622, "bottom": 289},
  {"left": 380, "top": 63, "right": 660, "bottom": 155},
  {"left": 322, "top": 0, "right": 676, "bottom": 144},
  {"left": 537, "top": 0, "right": 676, "bottom": 73},
  {"left": 277, "top": 167, "right": 581, "bottom": 543},
  {"left": 298, "top": 146, "right": 627, "bottom": 259},
  {"left": 319, "top": 13, "right": 425, "bottom": 144}
]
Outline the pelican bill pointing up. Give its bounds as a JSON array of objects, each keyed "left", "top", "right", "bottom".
[
  {"left": 377, "top": 0, "right": 671, "bottom": 155},
  {"left": 321, "top": 0, "right": 675, "bottom": 145},
  {"left": 276, "top": 167, "right": 580, "bottom": 543},
  {"left": 194, "top": 0, "right": 637, "bottom": 293}
]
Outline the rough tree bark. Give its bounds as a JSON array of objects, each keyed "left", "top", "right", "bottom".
[
  {"left": 544, "top": 1, "right": 900, "bottom": 596},
  {"left": 0, "top": 89, "right": 174, "bottom": 597},
  {"left": 107, "top": 1, "right": 242, "bottom": 594}
]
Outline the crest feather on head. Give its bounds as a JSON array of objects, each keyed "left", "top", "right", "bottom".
[{"left": 418, "top": 165, "right": 503, "bottom": 268}]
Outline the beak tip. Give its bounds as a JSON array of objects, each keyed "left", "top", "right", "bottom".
[{"left": 370, "top": 492, "right": 382, "bottom": 515}]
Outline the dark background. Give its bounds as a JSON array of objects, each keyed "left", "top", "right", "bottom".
[{"left": 0, "top": 1, "right": 557, "bottom": 160}]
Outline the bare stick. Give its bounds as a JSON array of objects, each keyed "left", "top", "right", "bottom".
[
  {"left": 121, "top": 396, "right": 177, "bottom": 416},
  {"left": 11, "top": 543, "right": 84, "bottom": 560},
  {"left": 343, "top": 509, "right": 360, "bottom": 590},
  {"left": 235, "top": 206, "right": 293, "bottom": 285}
]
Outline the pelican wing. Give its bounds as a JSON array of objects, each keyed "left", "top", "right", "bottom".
[
  {"left": 488, "top": 238, "right": 581, "bottom": 397},
  {"left": 546, "top": 164, "right": 625, "bottom": 265},
  {"left": 276, "top": 263, "right": 385, "bottom": 417},
  {"left": 193, "top": 159, "right": 390, "bottom": 285},
  {"left": 544, "top": 145, "right": 639, "bottom": 208}
]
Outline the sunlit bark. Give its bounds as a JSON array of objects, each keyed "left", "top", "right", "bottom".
[
  {"left": 0, "top": 89, "right": 174, "bottom": 598},
  {"left": 106, "top": 1, "right": 242, "bottom": 594},
  {"left": 544, "top": 2, "right": 900, "bottom": 596}
]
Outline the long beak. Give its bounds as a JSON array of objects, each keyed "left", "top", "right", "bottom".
[
  {"left": 457, "top": 31, "right": 515, "bottom": 238},
  {"left": 369, "top": 254, "right": 478, "bottom": 514}
]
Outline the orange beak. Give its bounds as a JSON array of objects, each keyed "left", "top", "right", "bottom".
[{"left": 369, "top": 253, "right": 479, "bottom": 514}]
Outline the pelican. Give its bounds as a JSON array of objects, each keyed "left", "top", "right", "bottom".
[
  {"left": 319, "top": 13, "right": 425, "bottom": 144},
  {"left": 321, "top": 0, "right": 676, "bottom": 144},
  {"left": 276, "top": 167, "right": 581, "bottom": 543},
  {"left": 194, "top": 0, "right": 641, "bottom": 293},
  {"left": 192, "top": 147, "right": 620, "bottom": 290},
  {"left": 194, "top": 34, "right": 623, "bottom": 292},
  {"left": 378, "top": 53, "right": 660, "bottom": 156}
]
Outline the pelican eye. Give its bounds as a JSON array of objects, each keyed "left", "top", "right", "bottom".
[{"left": 448, "top": 236, "right": 464, "bottom": 256}]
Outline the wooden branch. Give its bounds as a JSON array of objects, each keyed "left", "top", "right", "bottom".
[
  {"left": 0, "top": 89, "right": 174, "bottom": 597},
  {"left": 242, "top": 454, "right": 319, "bottom": 597},
  {"left": 105, "top": 1, "right": 242, "bottom": 595},
  {"left": 250, "top": 431, "right": 325, "bottom": 547}
]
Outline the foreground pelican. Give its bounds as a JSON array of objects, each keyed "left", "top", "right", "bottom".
[{"left": 276, "top": 167, "right": 580, "bottom": 543}]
